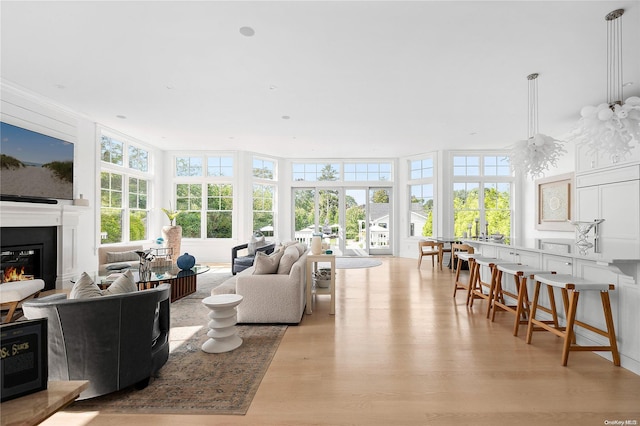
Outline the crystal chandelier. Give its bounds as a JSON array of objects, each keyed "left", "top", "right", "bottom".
[
  {"left": 571, "top": 9, "right": 640, "bottom": 160},
  {"left": 510, "top": 73, "right": 566, "bottom": 179}
]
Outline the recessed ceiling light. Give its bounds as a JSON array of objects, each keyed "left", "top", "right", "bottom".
[
  {"left": 54, "top": 84, "right": 65, "bottom": 89},
  {"left": 116, "top": 115, "right": 127, "bottom": 119},
  {"left": 282, "top": 115, "right": 290, "bottom": 120},
  {"left": 239, "top": 26, "right": 255, "bottom": 37},
  {"left": 623, "top": 81, "right": 634, "bottom": 87}
]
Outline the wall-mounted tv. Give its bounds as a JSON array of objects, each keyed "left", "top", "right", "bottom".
[{"left": 1, "top": 122, "right": 74, "bottom": 201}]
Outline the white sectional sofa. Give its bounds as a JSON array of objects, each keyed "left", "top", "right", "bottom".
[{"left": 213, "top": 242, "right": 308, "bottom": 324}]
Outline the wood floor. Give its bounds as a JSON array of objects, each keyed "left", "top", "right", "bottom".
[{"left": 44, "top": 257, "right": 640, "bottom": 426}]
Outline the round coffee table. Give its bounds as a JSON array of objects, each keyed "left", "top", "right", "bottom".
[{"left": 201, "top": 294, "right": 244, "bottom": 353}]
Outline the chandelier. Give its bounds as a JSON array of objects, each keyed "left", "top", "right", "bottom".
[
  {"left": 510, "top": 73, "right": 566, "bottom": 179},
  {"left": 571, "top": 9, "right": 640, "bottom": 160}
]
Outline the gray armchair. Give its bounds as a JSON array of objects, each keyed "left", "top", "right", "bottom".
[
  {"left": 23, "top": 284, "right": 170, "bottom": 400},
  {"left": 232, "top": 242, "right": 276, "bottom": 275}
]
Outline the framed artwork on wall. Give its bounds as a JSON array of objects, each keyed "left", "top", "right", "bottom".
[{"left": 535, "top": 172, "right": 574, "bottom": 231}]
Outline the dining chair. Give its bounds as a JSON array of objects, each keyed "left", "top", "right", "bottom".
[{"left": 417, "top": 241, "right": 441, "bottom": 270}]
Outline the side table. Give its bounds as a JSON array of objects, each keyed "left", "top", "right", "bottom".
[
  {"left": 306, "top": 254, "right": 336, "bottom": 315},
  {"left": 201, "top": 294, "right": 244, "bottom": 353}
]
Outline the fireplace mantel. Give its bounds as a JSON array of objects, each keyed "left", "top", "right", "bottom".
[{"left": 1, "top": 201, "right": 90, "bottom": 289}]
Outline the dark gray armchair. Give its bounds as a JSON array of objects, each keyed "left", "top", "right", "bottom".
[{"left": 23, "top": 284, "right": 170, "bottom": 400}]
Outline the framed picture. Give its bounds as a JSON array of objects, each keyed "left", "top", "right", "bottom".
[
  {"left": 0, "top": 318, "right": 48, "bottom": 402},
  {"left": 535, "top": 173, "right": 574, "bottom": 231}
]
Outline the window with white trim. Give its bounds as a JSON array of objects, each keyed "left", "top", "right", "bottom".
[{"left": 408, "top": 157, "right": 434, "bottom": 237}]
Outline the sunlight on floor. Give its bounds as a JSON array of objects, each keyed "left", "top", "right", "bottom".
[{"left": 169, "top": 325, "right": 203, "bottom": 353}]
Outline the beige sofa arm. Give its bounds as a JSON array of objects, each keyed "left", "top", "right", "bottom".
[{"left": 235, "top": 273, "right": 306, "bottom": 323}]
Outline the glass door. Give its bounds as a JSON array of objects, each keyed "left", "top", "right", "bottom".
[
  {"left": 344, "top": 189, "right": 367, "bottom": 256},
  {"left": 368, "top": 187, "right": 392, "bottom": 255}
]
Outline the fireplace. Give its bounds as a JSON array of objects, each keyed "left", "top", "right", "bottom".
[{"left": 1, "top": 227, "right": 57, "bottom": 291}]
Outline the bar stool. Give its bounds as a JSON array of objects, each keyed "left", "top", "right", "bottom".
[
  {"left": 526, "top": 273, "right": 620, "bottom": 367},
  {"left": 469, "top": 258, "right": 521, "bottom": 317},
  {"left": 492, "top": 265, "right": 556, "bottom": 336},
  {"left": 465, "top": 256, "right": 499, "bottom": 307},
  {"left": 450, "top": 243, "right": 474, "bottom": 274},
  {"left": 452, "top": 251, "right": 482, "bottom": 299}
]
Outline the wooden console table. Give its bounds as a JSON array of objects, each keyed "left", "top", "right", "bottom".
[{"left": 1, "top": 380, "right": 88, "bottom": 426}]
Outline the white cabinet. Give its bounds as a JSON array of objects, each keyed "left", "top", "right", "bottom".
[
  {"left": 576, "top": 165, "right": 640, "bottom": 258},
  {"left": 576, "top": 142, "right": 640, "bottom": 173},
  {"left": 542, "top": 254, "right": 574, "bottom": 275}
]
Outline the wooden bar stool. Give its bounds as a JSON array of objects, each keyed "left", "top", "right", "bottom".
[
  {"left": 526, "top": 273, "right": 620, "bottom": 367},
  {"left": 452, "top": 251, "right": 481, "bottom": 299},
  {"left": 469, "top": 258, "right": 520, "bottom": 317},
  {"left": 492, "top": 265, "right": 556, "bottom": 336},
  {"left": 450, "top": 243, "right": 474, "bottom": 274},
  {"left": 465, "top": 256, "right": 498, "bottom": 307}
]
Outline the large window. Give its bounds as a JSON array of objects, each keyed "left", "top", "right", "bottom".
[
  {"left": 409, "top": 157, "right": 434, "bottom": 237},
  {"left": 173, "top": 155, "right": 234, "bottom": 239},
  {"left": 253, "top": 157, "right": 276, "bottom": 235},
  {"left": 100, "top": 134, "right": 151, "bottom": 244},
  {"left": 292, "top": 163, "right": 339, "bottom": 181},
  {"left": 452, "top": 154, "right": 512, "bottom": 238},
  {"left": 344, "top": 162, "right": 392, "bottom": 181}
]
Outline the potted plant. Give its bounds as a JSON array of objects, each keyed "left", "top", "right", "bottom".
[{"left": 161, "top": 204, "right": 182, "bottom": 263}]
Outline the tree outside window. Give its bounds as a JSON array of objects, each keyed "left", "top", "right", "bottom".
[
  {"left": 207, "top": 184, "right": 233, "bottom": 238},
  {"left": 176, "top": 183, "right": 202, "bottom": 238}
]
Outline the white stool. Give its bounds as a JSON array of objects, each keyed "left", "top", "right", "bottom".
[
  {"left": 492, "top": 265, "right": 555, "bottom": 336},
  {"left": 526, "top": 274, "right": 620, "bottom": 366},
  {"left": 201, "top": 294, "right": 244, "bottom": 353}
]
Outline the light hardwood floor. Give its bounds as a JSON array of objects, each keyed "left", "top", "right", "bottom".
[{"left": 44, "top": 257, "right": 640, "bottom": 426}]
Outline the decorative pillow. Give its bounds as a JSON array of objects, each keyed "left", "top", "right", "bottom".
[
  {"left": 277, "top": 245, "right": 300, "bottom": 274},
  {"left": 248, "top": 233, "right": 267, "bottom": 255},
  {"left": 70, "top": 272, "right": 102, "bottom": 299},
  {"left": 294, "top": 243, "right": 307, "bottom": 256},
  {"left": 253, "top": 250, "right": 283, "bottom": 275},
  {"left": 103, "top": 270, "right": 138, "bottom": 295},
  {"left": 106, "top": 250, "right": 140, "bottom": 264},
  {"left": 106, "top": 262, "right": 134, "bottom": 270}
]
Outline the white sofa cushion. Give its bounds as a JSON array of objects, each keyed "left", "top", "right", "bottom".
[
  {"left": 277, "top": 245, "right": 300, "bottom": 274},
  {"left": 253, "top": 250, "right": 283, "bottom": 274}
]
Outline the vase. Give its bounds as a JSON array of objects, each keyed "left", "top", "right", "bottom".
[
  {"left": 162, "top": 225, "right": 182, "bottom": 263},
  {"left": 177, "top": 252, "right": 196, "bottom": 270},
  {"left": 311, "top": 234, "right": 322, "bottom": 255}
]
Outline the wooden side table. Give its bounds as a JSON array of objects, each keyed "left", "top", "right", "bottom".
[
  {"left": 306, "top": 254, "right": 336, "bottom": 315},
  {"left": 0, "top": 380, "right": 88, "bottom": 426}
]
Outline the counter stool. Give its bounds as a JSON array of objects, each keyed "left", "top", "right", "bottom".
[
  {"left": 492, "top": 265, "right": 556, "bottom": 336},
  {"left": 469, "top": 258, "right": 520, "bottom": 317},
  {"left": 452, "top": 252, "right": 485, "bottom": 300},
  {"left": 526, "top": 273, "right": 620, "bottom": 367}
]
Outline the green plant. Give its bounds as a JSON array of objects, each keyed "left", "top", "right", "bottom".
[{"left": 161, "top": 203, "right": 181, "bottom": 225}]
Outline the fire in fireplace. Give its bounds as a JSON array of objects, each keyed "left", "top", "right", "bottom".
[
  {"left": 2, "top": 248, "right": 38, "bottom": 283},
  {"left": 0, "top": 227, "right": 57, "bottom": 291}
]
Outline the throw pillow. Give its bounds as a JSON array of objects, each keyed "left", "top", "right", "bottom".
[
  {"left": 106, "top": 250, "right": 140, "bottom": 264},
  {"left": 248, "top": 233, "right": 267, "bottom": 255},
  {"left": 103, "top": 270, "right": 138, "bottom": 295},
  {"left": 294, "top": 242, "right": 307, "bottom": 256},
  {"left": 253, "top": 249, "right": 283, "bottom": 275},
  {"left": 277, "top": 245, "right": 300, "bottom": 274},
  {"left": 70, "top": 272, "right": 102, "bottom": 299}
]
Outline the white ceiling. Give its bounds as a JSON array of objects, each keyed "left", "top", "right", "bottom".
[{"left": 2, "top": 1, "right": 640, "bottom": 159}]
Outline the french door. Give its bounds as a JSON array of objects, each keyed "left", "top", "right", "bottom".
[{"left": 294, "top": 186, "right": 393, "bottom": 256}]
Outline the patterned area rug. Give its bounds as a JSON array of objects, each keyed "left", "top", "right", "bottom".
[{"left": 66, "top": 271, "right": 287, "bottom": 415}]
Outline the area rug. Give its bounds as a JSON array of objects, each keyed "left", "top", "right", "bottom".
[
  {"left": 335, "top": 257, "right": 383, "bottom": 269},
  {"left": 66, "top": 271, "right": 287, "bottom": 415}
]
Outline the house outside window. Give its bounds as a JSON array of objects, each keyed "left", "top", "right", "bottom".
[{"left": 409, "top": 157, "right": 434, "bottom": 237}]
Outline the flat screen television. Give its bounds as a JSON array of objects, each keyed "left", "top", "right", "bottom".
[{"left": 0, "top": 122, "right": 74, "bottom": 202}]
